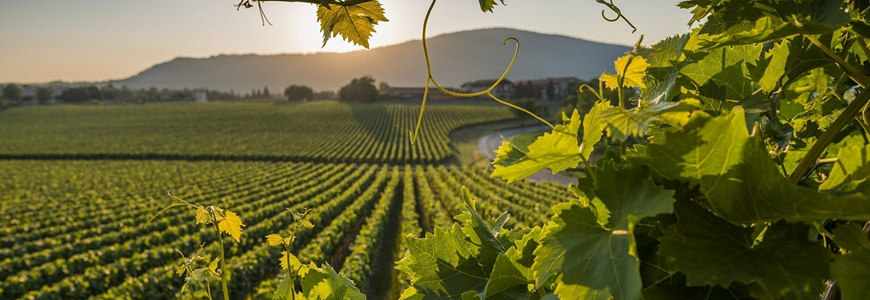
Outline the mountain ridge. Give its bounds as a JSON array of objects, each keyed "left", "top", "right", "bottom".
[{"left": 112, "top": 28, "right": 631, "bottom": 92}]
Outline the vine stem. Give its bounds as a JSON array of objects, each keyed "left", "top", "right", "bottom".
[
  {"left": 806, "top": 36, "right": 870, "bottom": 87},
  {"left": 787, "top": 81, "right": 870, "bottom": 183},
  {"left": 409, "top": 0, "right": 552, "bottom": 145},
  {"left": 210, "top": 208, "right": 231, "bottom": 300},
  {"left": 787, "top": 35, "right": 870, "bottom": 183}
]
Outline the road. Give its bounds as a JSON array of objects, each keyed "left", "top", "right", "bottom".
[{"left": 478, "top": 125, "right": 577, "bottom": 185}]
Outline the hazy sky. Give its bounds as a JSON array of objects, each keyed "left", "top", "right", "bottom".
[{"left": 0, "top": 0, "right": 691, "bottom": 83}]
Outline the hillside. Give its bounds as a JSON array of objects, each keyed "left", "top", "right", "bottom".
[{"left": 112, "top": 28, "right": 630, "bottom": 92}]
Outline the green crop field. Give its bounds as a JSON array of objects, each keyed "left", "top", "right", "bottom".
[
  {"left": 0, "top": 102, "right": 513, "bottom": 164},
  {"left": 0, "top": 102, "right": 565, "bottom": 299}
]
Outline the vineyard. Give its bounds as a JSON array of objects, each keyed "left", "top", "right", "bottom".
[
  {"left": 0, "top": 102, "right": 567, "bottom": 299},
  {"left": 0, "top": 102, "right": 513, "bottom": 164}
]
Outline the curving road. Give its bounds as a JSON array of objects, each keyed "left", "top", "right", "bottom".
[{"left": 478, "top": 125, "right": 576, "bottom": 185}]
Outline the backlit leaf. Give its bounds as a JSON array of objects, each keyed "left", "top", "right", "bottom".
[
  {"left": 601, "top": 55, "right": 649, "bottom": 90},
  {"left": 266, "top": 234, "right": 285, "bottom": 246},
  {"left": 832, "top": 249, "right": 870, "bottom": 300},
  {"left": 638, "top": 109, "right": 870, "bottom": 224},
  {"left": 300, "top": 262, "right": 365, "bottom": 300},
  {"left": 316, "top": 1, "right": 389, "bottom": 49},
  {"left": 492, "top": 110, "right": 582, "bottom": 183},
  {"left": 218, "top": 210, "right": 244, "bottom": 242},
  {"left": 533, "top": 160, "right": 674, "bottom": 300},
  {"left": 280, "top": 251, "right": 303, "bottom": 271},
  {"left": 694, "top": 0, "right": 849, "bottom": 48}
]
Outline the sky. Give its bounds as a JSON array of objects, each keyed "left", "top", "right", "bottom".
[{"left": 0, "top": 0, "right": 692, "bottom": 84}]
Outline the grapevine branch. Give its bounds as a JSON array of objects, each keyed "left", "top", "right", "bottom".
[
  {"left": 786, "top": 37, "right": 870, "bottom": 184},
  {"left": 409, "top": 0, "right": 553, "bottom": 145}
]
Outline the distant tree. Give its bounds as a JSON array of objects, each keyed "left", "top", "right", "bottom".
[
  {"left": 2, "top": 84, "right": 23, "bottom": 101},
  {"left": 509, "top": 98, "right": 547, "bottom": 119},
  {"left": 36, "top": 87, "right": 53, "bottom": 104},
  {"left": 284, "top": 84, "right": 314, "bottom": 101},
  {"left": 61, "top": 87, "right": 91, "bottom": 103},
  {"left": 379, "top": 82, "right": 390, "bottom": 93},
  {"left": 339, "top": 76, "right": 378, "bottom": 103},
  {"left": 102, "top": 84, "right": 117, "bottom": 101},
  {"left": 87, "top": 85, "right": 103, "bottom": 101},
  {"left": 263, "top": 86, "right": 271, "bottom": 99}
]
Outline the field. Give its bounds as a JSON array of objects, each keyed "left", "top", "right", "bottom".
[
  {"left": 0, "top": 102, "right": 566, "bottom": 300},
  {"left": 0, "top": 102, "right": 514, "bottom": 164}
]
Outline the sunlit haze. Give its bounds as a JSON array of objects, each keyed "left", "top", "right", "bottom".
[{"left": 0, "top": 0, "right": 690, "bottom": 83}]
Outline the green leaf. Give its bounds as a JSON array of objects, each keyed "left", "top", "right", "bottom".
[
  {"left": 300, "top": 262, "right": 366, "bottom": 300},
  {"left": 533, "top": 161, "right": 674, "bottom": 299},
  {"left": 695, "top": 0, "right": 849, "bottom": 48},
  {"left": 641, "top": 34, "right": 692, "bottom": 103},
  {"left": 316, "top": 1, "right": 389, "bottom": 49},
  {"left": 599, "top": 101, "right": 697, "bottom": 142},
  {"left": 492, "top": 110, "right": 582, "bottom": 183},
  {"left": 659, "top": 200, "right": 830, "bottom": 300},
  {"left": 832, "top": 248, "right": 870, "bottom": 300},
  {"left": 831, "top": 223, "right": 870, "bottom": 252},
  {"left": 397, "top": 224, "right": 496, "bottom": 299},
  {"left": 681, "top": 43, "right": 762, "bottom": 104},
  {"left": 480, "top": 227, "right": 542, "bottom": 298},
  {"left": 273, "top": 276, "right": 294, "bottom": 300},
  {"left": 819, "top": 145, "right": 870, "bottom": 195},
  {"left": 638, "top": 109, "right": 870, "bottom": 224},
  {"left": 581, "top": 102, "right": 607, "bottom": 160}
]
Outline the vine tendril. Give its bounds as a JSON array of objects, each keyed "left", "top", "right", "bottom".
[
  {"left": 595, "top": 0, "right": 636, "bottom": 33},
  {"left": 410, "top": 0, "right": 553, "bottom": 145}
]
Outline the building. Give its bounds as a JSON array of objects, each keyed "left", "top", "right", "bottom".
[
  {"left": 513, "top": 77, "right": 581, "bottom": 101},
  {"left": 460, "top": 79, "right": 515, "bottom": 100}
]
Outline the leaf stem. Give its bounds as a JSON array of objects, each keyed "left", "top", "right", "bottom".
[
  {"left": 210, "top": 207, "right": 231, "bottom": 300},
  {"left": 787, "top": 85, "right": 870, "bottom": 183},
  {"left": 806, "top": 35, "right": 870, "bottom": 87}
]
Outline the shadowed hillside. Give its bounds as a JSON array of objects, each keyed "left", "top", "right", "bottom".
[{"left": 113, "top": 28, "right": 630, "bottom": 92}]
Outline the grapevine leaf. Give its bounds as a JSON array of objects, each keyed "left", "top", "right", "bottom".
[
  {"left": 195, "top": 206, "right": 211, "bottom": 224},
  {"left": 599, "top": 101, "right": 697, "bottom": 142},
  {"left": 601, "top": 55, "right": 650, "bottom": 90},
  {"left": 832, "top": 249, "right": 870, "bottom": 300},
  {"left": 300, "top": 262, "right": 365, "bottom": 300},
  {"left": 208, "top": 257, "right": 220, "bottom": 273},
  {"left": 831, "top": 223, "right": 870, "bottom": 252},
  {"left": 267, "top": 234, "right": 284, "bottom": 246},
  {"left": 819, "top": 145, "right": 870, "bottom": 195},
  {"left": 396, "top": 224, "right": 494, "bottom": 299},
  {"left": 480, "top": 227, "right": 542, "bottom": 298},
  {"left": 492, "top": 110, "right": 582, "bottom": 183},
  {"left": 316, "top": 1, "right": 389, "bottom": 49},
  {"left": 658, "top": 200, "right": 830, "bottom": 300},
  {"left": 641, "top": 34, "right": 692, "bottom": 103},
  {"left": 478, "top": 0, "right": 505, "bottom": 13},
  {"left": 280, "top": 251, "right": 303, "bottom": 271},
  {"left": 696, "top": 0, "right": 849, "bottom": 48},
  {"left": 273, "top": 276, "right": 294, "bottom": 300},
  {"left": 458, "top": 187, "right": 506, "bottom": 253},
  {"left": 681, "top": 43, "right": 761, "bottom": 103},
  {"left": 532, "top": 161, "right": 674, "bottom": 300},
  {"left": 532, "top": 202, "right": 632, "bottom": 300},
  {"left": 218, "top": 210, "right": 244, "bottom": 242},
  {"left": 581, "top": 101, "right": 607, "bottom": 160},
  {"left": 638, "top": 109, "right": 870, "bottom": 224},
  {"left": 301, "top": 220, "right": 315, "bottom": 229}
]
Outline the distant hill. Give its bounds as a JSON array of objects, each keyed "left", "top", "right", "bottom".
[{"left": 112, "top": 28, "right": 631, "bottom": 92}]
